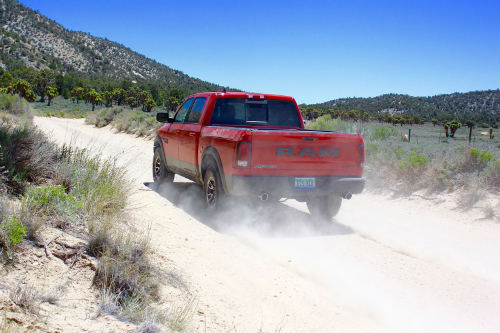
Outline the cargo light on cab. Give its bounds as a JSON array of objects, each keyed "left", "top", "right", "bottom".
[
  {"left": 235, "top": 141, "right": 251, "bottom": 168},
  {"left": 246, "top": 94, "right": 265, "bottom": 99}
]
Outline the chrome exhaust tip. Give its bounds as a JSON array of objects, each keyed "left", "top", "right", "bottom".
[
  {"left": 342, "top": 192, "right": 352, "bottom": 200},
  {"left": 258, "top": 192, "right": 270, "bottom": 201}
]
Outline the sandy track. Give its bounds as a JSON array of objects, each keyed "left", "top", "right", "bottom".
[{"left": 34, "top": 117, "right": 500, "bottom": 333}]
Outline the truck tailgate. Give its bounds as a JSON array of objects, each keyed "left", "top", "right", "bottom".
[{"left": 250, "top": 130, "right": 363, "bottom": 176}]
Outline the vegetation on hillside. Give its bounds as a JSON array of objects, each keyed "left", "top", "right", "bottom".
[
  {"left": 304, "top": 90, "right": 500, "bottom": 128},
  {"left": 0, "top": 65, "right": 194, "bottom": 113},
  {"left": 0, "top": 94, "right": 168, "bottom": 329},
  {"left": 0, "top": 0, "right": 230, "bottom": 93}
]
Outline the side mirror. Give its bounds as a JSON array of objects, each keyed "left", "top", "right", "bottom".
[{"left": 156, "top": 112, "right": 174, "bottom": 123}]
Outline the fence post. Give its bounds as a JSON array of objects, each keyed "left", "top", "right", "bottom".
[
  {"left": 468, "top": 126, "right": 472, "bottom": 143},
  {"left": 490, "top": 128, "right": 494, "bottom": 139},
  {"left": 408, "top": 128, "right": 411, "bottom": 143}
]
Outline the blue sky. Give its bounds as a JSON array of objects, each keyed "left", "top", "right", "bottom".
[{"left": 19, "top": 0, "right": 500, "bottom": 104}]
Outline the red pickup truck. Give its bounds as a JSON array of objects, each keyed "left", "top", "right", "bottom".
[{"left": 154, "top": 92, "right": 365, "bottom": 219}]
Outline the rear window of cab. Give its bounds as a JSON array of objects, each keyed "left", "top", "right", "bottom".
[{"left": 210, "top": 98, "right": 301, "bottom": 127}]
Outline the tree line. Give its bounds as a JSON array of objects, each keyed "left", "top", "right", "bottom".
[
  {"left": 301, "top": 107, "right": 425, "bottom": 125},
  {"left": 308, "top": 91, "right": 500, "bottom": 128},
  {"left": 0, "top": 66, "right": 190, "bottom": 112}
]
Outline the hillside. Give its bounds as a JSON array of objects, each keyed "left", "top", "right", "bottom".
[
  {"left": 309, "top": 90, "right": 500, "bottom": 123},
  {"left": 0, "top": 0, "right": 225, "bottom": 93}
]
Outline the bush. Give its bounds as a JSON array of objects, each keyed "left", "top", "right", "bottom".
[
  {"left": 397, "top": 151, "right": 429, "bottom": 185},
  {"left": 0, "top": 216, "right": 26, "bottom": 260},
  {"left": 20, "top": 185, "right": 82, "bottom": 234},
  {"left": 0, "top": 120, "right": 58, "bottom": 194},
  {"left": 86, "top": 107, "right": 123, "bottom": 128},
  {"left": 111, "top": 111, "right": 160, "bottom": 138},
  {"left": 59, "top": 147, "right": 128, "bottom": 218},
  {"left": 306, "top": 115, "right": 361, "bottom": 133},
  {"left": 465, "top": 148, "right": 494, "bottom": 171},
  {"left": 369, "top": 127, "right": 397, "bottom": 140},
  {"left": 399, "top": 151, "right": 429, "bottom": 169},
  {"left": 0, "top": 93, "right": 32, "bottom": 119},
  {"left": 93, "top": 232, "right": 158, "bottom": 307}
]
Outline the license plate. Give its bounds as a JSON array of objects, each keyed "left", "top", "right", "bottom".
[{"left": 294, "top": 177, "right": 315, "bottom": 189}]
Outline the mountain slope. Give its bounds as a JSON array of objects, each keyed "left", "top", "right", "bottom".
[
  {"left": 0, "top": 0, "right": 224, "bottom": 92},
  {"left": 309, "top": 90, "right": 500, "bottom": 121}
]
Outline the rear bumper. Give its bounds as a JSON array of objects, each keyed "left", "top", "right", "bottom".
[{"left": 229, "top": 175, "right": 365, "bottom": 198}]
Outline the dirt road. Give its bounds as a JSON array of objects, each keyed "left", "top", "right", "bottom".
[{"left": 35, "top": 117, "right": 499, "bottom": 333}]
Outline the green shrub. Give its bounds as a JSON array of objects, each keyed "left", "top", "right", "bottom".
[
  {"left": 1, "top": 216, "right": 27, "bottom": 259},
  {"left": 462, "top": 148, "right": 495, "bottom": 172},
  {"left": 398, "top": 151, "right": 428, "bottom": 169},
  {"left": 397, "top": 151, "right": 429, "bottom": 186},
  {"left": 369, "top": 127, "right": 397, "bottom": 140},
  {"left": 86, "top": 107, "right": 123, "bottom": 128},
  {"left": 306, "top": 115, "right": 361, "bottom": 133},
  {"left": 20, "top": 185, "right": 82, "bottom": 235},
  {"left": 23, "top": 185, "right": 80, "bottom": 211},
  {"left": 1, "top": 216, "right": 26, "bottom": 246},
  {"left": 59, "top": 148, "right": 128, "bottom": 218},
  {"left": 392, "top": 148, "right": 406, "bottom": 160},
  {"left": 0, "top": 93, "right": 32, "bottom": 118},
  {"left": 0, "top": 119, "right": 58, "bottom": 194}
]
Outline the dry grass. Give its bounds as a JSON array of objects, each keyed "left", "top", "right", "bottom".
[
  {"left": 9, "top": 281, "right": 40, "bottom": 314},
  {"left": 167, "top": 297, "right": 197, "bottom": 332},
  {"left": 0, "top": 94, "right": 59, "bottom": 195},
  {"left": 86, "top": 107, "right": 161, "bottom": 138},
  {"left": 1, "top": 95, "right": 162, "bottom": 328},
  {"left": 481, "top": 203, "right": 499, "bottom": 221}
]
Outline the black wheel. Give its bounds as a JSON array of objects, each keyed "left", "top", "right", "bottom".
[
  {"left": 307, "top": 195, "right": 342, "bottom": 220},
  {"left": 153, "top": 147, "right": 174, "bottom": 183},
  {"left": 203, "top": 167, "right": 223, "bottom": 210}
]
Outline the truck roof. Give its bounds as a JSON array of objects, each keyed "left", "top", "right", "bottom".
[{"left": 189, "top": 91, "right": 294, "bottom": 101}]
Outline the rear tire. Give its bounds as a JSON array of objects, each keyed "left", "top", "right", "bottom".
[
  {"left": 153, "top": 147, "right": 174, "bottom": 183},
  {"left": 307, "top": 195, "right": 342, "bottom": 220},
  {"left": 203, "top": 167, "right": 223, "bottom": 210}
]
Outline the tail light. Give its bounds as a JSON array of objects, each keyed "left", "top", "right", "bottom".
[
  {"left": 235, "top": 141, "right": 251, "bottom": 168},
  {"left": 358, "top": 143, "right": 365, "bottom": 169}
]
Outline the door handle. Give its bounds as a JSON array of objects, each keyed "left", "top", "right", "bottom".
[{"left": 188, "top": 132, "right": 196, "bottom": 137}]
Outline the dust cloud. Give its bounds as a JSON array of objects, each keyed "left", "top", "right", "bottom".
[{"left": 148, "top": 176, "right": 499, "bottom": 333}]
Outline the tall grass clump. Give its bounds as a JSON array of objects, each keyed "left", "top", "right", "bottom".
[
  {"left": 0, "top": 216, "right": 26, "bottom": 260},
  {"left": 0, "top": 93, "right": 32, "bottom": 119},
  {"left": 307, "top": 115, "right": 362, "bottom": 133},
  {"left": 369, "top": 126, "right": 397, "bottom": 140},
  {"left": 86, "top": 107, "right": 124, "bottom": 128},
  {"left": 86, "top": 108, "right": 161, "bottom": 138},
  {"left": 19, "top": 185, "right": 82, "bottom": 238},
  {"left": 111, "top": 110, "right": 160, "bottom": 137},
  {"left": 0, "top": 115, "right": 58, "bottom": 194}
]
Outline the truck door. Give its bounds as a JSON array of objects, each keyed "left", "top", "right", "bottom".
[
  {"left": 164, "top": 97, "right": 194, "bottom": 170},
  {"left": 178, "top": 97, "right": 207, "bottom": 177}
]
